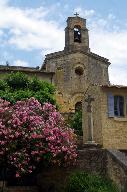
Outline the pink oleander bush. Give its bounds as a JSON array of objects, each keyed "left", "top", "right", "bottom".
[{"left": 0, "top": 97, "right": 77, "bottom": 177}]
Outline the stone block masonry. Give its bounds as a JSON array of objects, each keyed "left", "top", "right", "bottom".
[
  {"left": 107, "top": 150, "right": 127, "bottom": 192},
  {"left": 77, "top": 148, "right": 107, "bottom": 175},
  {"left": 36, "top": 148, "right": 107, "bottom": 191}
]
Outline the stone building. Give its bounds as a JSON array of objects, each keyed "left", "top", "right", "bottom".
[
  {"left": 41, "top": 15, "right": 110, "bottom": 113},
  {"left": 0, "top": 15, "right": 127, "bottom": 149}
]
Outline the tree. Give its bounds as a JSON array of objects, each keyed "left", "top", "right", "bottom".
[
  {"left": 0, "top": 97, "right": 77, "bottom": 178},
  {"left": 69, "top": 110, "right": 83, "bottom": 136},
  {"left": 0, "top": 72, "right": 56, "bottom": 105}
]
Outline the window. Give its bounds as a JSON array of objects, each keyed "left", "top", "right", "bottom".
[
  {"left": 75, "top": 66, "right": 84, "bottom": 76},
  {"left": 108, "top": 93, "right": 125, "bottom": 117},
  {"left": 114, "top": 96, "right": 124, "bottom": 117},
  {"left": 74, "top": 25, "right": 81, "bottom": 43}
]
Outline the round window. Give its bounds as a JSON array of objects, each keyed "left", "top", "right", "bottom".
[{"left": 75, "top": 66, "right": 84, "bottom": 76}]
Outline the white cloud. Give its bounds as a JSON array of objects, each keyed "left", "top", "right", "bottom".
[
  {"left": 0, "top": 30, "right": 3, "bottom": 36},
  {"left": 0, "top": 51, "right": 14, "bottom": 65},
  {"left": 24, "top": 7, "right": 49, "bottom": 19},
  {"left": 74, "top": 7, "right": 95, "bottom": 18},
  {"left": 0, "top": 2, "right": 127, "bottom": 85},
  {"left": 109, "top": 66, "right": 127, "bottom": 85},
  {"left": 90, "top": 31, "right": 127, "bottom": 65},
  {"left": 13, "top": 59, "right": 29, "bottom": 67},
  {"left": 0, "top": 1, "right": 64, "bottom": 51},
  {"left": 90, "top": 28, "right": 127, "bottom": 85},
  {"left": 108, "top": 13, "right": 116, "bottom": 20},
  {"left": 0, "top": 0, "right": 9, "bottom": 6}
]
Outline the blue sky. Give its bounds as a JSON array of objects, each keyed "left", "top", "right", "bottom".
[{"left": 0, "top": 0, "right": 127, "bottom": 85}]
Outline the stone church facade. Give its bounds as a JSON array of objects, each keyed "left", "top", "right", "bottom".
[
  {"left": 1, "top": 15, "right": 127, "bottom": 149},
  {"left": 41, "top": 16, "right": 110, "bottom": 113}
]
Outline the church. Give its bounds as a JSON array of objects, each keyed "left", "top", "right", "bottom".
[{"left": 0, "top": 15, "right": 127, "bottom": 149}]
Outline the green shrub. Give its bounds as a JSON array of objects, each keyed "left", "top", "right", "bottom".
[
  {"left": 28, "top": 77, "right": 55, "bottom": 94},
  {"left": 28, "top": 76, "right": 42, "bottom": 91},
  {"left": 5, "top": 72, "right": 29, "bottom": 90},
  {"left": 0, "top": 80, "right": 7, "bottom": 91},
  {"left": 0, "top": 72, "right": 56, "bottom": 105},
  {"left": 65, "top": 172, "right": 118, "bottom": 192},
  {"left": 69, "top": 110, "right": 83, "bottom": 136}
]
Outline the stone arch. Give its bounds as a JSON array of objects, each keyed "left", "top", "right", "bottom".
[
  {"left": 69, "top": 93, "right": 84, "bottom": 112},
  {"left": 74, "top": 25, "right": 81, "bottom": 43},
  {"left": 69, "top": 93, "right": 84, "bottom": 137}
]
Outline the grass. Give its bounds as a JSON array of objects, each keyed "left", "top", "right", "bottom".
[{"left": 65, "top": 172, "right": 118, "bottom": 192}]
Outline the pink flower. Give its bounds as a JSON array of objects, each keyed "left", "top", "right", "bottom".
[
  {"left": 0, "top": 97, "right": 77, "bottom": 177},
  {"left": 16, "top": 173, "right": 20, "bottom": 177}
]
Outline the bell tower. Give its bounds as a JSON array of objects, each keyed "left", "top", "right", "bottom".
[{"left": 64, "top": 14, "right": 89, "bottom": 52}]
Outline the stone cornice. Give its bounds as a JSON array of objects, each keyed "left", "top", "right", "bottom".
[
  {"left": 89, "top": 52, "right": 110, "bottom": 65},
  {"left": 92, "top": 84, "right": 127, "bottom": 89},
  {"left": 43, "top": 49, "right": 111, "bottom": 65},
  {"left": 44, "top": 50, "right": 64, "bottom": 59}
]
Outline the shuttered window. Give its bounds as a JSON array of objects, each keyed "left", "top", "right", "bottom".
[
  {"left": 108, "top": 94, "right": 125, "bottom": 117},
  {"left": 108, "top": 93, "right": 114, "bottom": 117},
  {"left": 126, "top": 96, "right": 127, "bottom": 115},
  {"left": 114, "top": 96, "right": 124, "bottom": 117}
]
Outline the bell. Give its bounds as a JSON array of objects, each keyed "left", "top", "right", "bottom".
[
  {"left": 74, "top": 34, "right": 81, "bottom": 42},
  {"left": 75, "top": 36, "right": 80, "bottom": 41}
]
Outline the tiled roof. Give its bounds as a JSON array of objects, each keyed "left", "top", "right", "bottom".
[
  {"left": 100, "top": 84, "right": 127, "bottom": 89},
  {"left": 0, "top": 65, "right": 54, "bottom": 74}
]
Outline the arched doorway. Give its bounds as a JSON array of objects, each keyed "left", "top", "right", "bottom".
[
  {"left": 70, "top": 101, "right": 83, "bottom": 136},
  {"left": 75, "top": 101, "right": 82, "bottom": 112}
]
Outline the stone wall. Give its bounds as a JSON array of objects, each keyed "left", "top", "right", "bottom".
[
  {"left": 36, "top": 148, "right": 107, "bottom": 191},
  {"left": 0, "top": 186, "right": 38, "bottom": 192},
  {"left": 77, "top": 148, "right": 107, "bottom": 175},
  {"left": 107, "top": 150, "right": 127, "bottom": 192},
  {"left": 0, "top": 148, "right": 106, "bottom": 192}
]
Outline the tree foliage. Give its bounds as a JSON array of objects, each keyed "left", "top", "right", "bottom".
[
  {"left": 5, "top": 72, "right": 29, "bottom": 90},
  {"left": 0, "top": 72, "right": 56, "bottom": 105},
  {"left": 0, "top": 98, "right": 77, "bottom": 177},
  {"left": 69, "top": 110, "right": 83, "bottom": 136}
]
